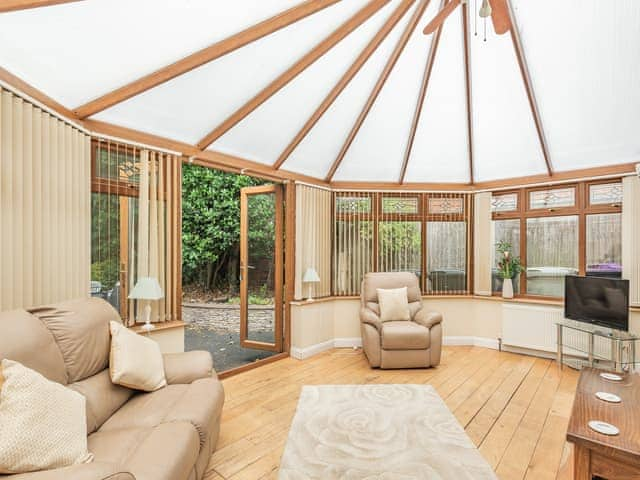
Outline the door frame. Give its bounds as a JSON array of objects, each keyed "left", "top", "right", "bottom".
[{"left": 239, "top": 183, "right": 284, "bottom": 352}]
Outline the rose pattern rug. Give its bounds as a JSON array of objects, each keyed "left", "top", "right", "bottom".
[{"left": 279, "top": 384, "right": 497, "bottom": 479}]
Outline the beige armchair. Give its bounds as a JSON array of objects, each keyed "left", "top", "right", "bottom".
[{"left": 360, "top": 272, "right": 443, "bottom": 369}]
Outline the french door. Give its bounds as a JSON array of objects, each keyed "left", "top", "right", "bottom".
[{"left": 239, "top": 184, "right": 284, "bottom": 352}]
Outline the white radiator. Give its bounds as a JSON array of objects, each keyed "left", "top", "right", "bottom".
[
  {"left": 502, "top": 303, "right": 613, "bottom": 359},
  {"left": 502, "top": 304, "right": 563, "bottom": 353}
]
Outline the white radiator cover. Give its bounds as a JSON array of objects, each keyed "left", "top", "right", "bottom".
[{"left": 502, "top": 304, "right": 563, "bottom": 353}]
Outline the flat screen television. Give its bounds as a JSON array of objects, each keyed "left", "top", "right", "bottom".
[{"left": 564, "top": 275, "right": 629, "bottom": 331}]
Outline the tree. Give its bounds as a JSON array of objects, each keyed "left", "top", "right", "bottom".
[{"left": 181, "top": 164, "right": 267, "bottom": 292}]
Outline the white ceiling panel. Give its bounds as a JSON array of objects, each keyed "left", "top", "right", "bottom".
[
  {"left": 282, "top": 2, "right": 418, "bottom": 179},
  {"left": 333, "top": 0, "right": 440, "bottom": 182},
  {"left": 210, "top": 1, "right": 402, "bottom": 166},
  {"left": 404, "top": 7, "right": 469, "bottom": 183},
  {"left": 512, "top": 0, "right": 640, "bottom": 172},
  {"left": 0, "top": 0, "right": 300, "bottom": 108},
  {"left": 93, "top": 0, "right": 367, "bottom": 145},
  {"left": 470, "top": 8, "right": 546, "bottom": 182}
]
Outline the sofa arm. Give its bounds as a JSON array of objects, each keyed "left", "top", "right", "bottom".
[
  {"left": 163, "top": 351, "right": 214, "bottom": 385},
  {"left": 2, "top": 462, "right": 135, "bottom": 480},
  {"left": 360, "top": 308, "right": 382, "bottom": 332},
  {"left": 413, "top": 309, "right": 443, "bottom": 329}
]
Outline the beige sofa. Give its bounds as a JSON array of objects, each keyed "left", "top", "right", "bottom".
[
  {"left": 360, "top": 272, "right": 443, "bottom": 369},
  {"left": 0, "top": 298, "right": 224, "bottom": 480}
]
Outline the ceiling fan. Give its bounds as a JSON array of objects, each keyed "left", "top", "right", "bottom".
[{"left": 423, "top": 0, "right": 511, "bottom": 36}]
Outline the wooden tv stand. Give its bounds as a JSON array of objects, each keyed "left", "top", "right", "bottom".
[{"left": 566, "top": 368, "right": 640, "bottom": 479}]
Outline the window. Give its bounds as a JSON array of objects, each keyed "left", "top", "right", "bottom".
[
  {"left": 333, "top": 192, "right": 471, "bottom": 295},
  {"left": 491, "top": 181, "right": 623, "bottom": 298}
]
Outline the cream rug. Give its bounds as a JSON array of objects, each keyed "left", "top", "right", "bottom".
[{"left": 279, "top": 384, "right": 497, "bottom": 480}]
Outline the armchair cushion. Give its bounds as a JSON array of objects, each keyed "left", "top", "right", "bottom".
[
  {"left": 381, "top": 321, "right": 430, "bottom": 350},
  {"left": 413, "top": 309, "right": 443, "bottom": 329},
  {"left": 163, "top": 351, "right": 214, "bottom": 385},
  {"left": 360, "top": 307, "right": 382, "bottom": 331},
  {"left": 377, "top": 287, "right": 411, "bottom": 322}
]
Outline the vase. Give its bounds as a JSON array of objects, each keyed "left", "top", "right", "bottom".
[{"left": 502, "top": 278, "right": 514, "bottom": 299}]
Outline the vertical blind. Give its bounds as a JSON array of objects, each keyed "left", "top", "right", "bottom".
[
  {"left": 473, "top": 192, "right": 492, "bottom": 295},
  {"left": 295, "top": 184, "right": 331, "bottom": 299},
  {"left": 332, "top": 191, "right": 472, "bottom": 296},
  {"left": 0, "top": 87, "right": 90, "bottom": 310}
]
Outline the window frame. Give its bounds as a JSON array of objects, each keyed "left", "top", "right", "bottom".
[
  {"left": 333, "top": 192, "right": 472, "bottom": 296},
  {"left": 491, "top": 180, "right": 623, "bottom": 299}
]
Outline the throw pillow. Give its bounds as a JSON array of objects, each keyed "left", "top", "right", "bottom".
[
  {"left": 0, "top": 359, "right": 93, "bottom": 474},
  {"left": 377, "top": 287, "right": 411, "bottom": 322},
  {"left": 109, "top": 321, "right": 166, "bottom": 392}
]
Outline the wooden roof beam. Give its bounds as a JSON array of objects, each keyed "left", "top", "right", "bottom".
[
  {"left": 73, "top": 0, "right": 342, "bottom": 119},
  {"left": 506, "top": 0, "right": 553, "bottom": 176},
  {"left": 0, "top": 0, "right": 82, "bottom": 13},
  {"left": 399, "top": 0, "right": 445, "bottom": 183},
  {"left": 197, "top": 0, "right": 390, "bottom": 151},
  {"left": 461, "top": 2, "right": 474, "bottom": 184},
  {"left": 324, "top": 0, "right": 432, "bottom": 182},
  {"left": 273, "top": 0, "right": 417, "bottom": 170}
]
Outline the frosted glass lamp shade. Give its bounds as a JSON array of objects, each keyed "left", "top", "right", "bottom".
[
  {"left": 128, "top": 277, "right": 163, "bottom": 300},
  {"left": 303, "top": 268, "right": 320, "bottom": 283}
]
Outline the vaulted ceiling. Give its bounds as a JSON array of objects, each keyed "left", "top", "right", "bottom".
[{"left": 1, "top": 0, "right": 638, "bottom": 184}]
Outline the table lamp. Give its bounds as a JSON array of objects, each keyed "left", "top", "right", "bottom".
[
  {"left": 303, "top": 267, "right": 320, "bottom": 301},
  {"left": 128, "top": 277, "right": 163, "bottom": 333}
]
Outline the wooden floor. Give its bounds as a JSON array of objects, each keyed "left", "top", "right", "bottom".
[{"left": 204, "top": 346, "right": 579, "bottom": 480}]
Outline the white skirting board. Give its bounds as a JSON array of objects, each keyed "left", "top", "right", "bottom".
[{"left": 291, "top": 336, "right": 499, "bottom": 360}]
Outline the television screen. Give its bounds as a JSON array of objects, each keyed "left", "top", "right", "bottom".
[{"left": 564, "top": 275, "right": 629, "bottom": 331}]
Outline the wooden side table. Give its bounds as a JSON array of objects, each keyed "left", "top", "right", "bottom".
[{"left": 566, "top": 368, "right": 640, "bottom": 479}]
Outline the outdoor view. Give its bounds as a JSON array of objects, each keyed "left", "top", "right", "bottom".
[{"left": 181, "top": 164, "right": 279, "bottom": 371}]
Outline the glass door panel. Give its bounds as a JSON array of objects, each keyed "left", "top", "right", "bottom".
[{"left": 239, "top": 185, "right": 283, "bottom": 352}]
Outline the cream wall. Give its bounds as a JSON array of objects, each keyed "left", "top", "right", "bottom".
[{"left": 291, "top": 297, "right": 640, "bottom": 359}]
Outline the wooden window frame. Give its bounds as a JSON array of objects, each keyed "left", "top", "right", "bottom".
[
  {"left": 491, "top": 180, "right": 623, "bottom": 300},
  {"left": 333, "top": 192, "right": 473, "bottom": 296}
]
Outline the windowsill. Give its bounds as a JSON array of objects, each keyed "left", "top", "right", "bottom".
[{"left": 130, "top": 320, "right": 185, "bottom": 334}]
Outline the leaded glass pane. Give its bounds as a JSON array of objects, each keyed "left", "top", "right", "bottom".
[
  {"left": 95, "top": 147, "right": 140, "bottom": 184},
  {"left": 335, "top": 196, "right": 371, "bottom": 214},
  {"left": 529, "top": 187, "right": 575, "bottom": 209},
  {"left": 382, "top": 197, "right": 419, "bottom": 214},
  {"left": 589, "top": 182, "right": 623, "bottom": 205},
  {"left": 428, "top": 197, "right": 464, "bottom": 214},
  {"left": 491, "top": 193, "right": 518, "bottom": 212}
]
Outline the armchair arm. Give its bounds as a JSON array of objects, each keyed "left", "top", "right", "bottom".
[
  {"left": 360, "top": 307, "right": 382, "bottom": 332},
  {"left": 3, "top": 462, "right": 134, "bottom": 480},
  {"left": 413, "top": 309, "right": 443, "bottom": 329},
  {"left": 163, "top": 351, "right": 214, "bottom": 385}
]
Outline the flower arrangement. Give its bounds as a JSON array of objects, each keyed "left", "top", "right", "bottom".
[{"left": 495, "top": 240, "right": 523, "bottom": 280}]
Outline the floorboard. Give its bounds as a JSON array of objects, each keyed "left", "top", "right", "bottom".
[{"left": 204, "top": 346, "right": 579, "bottom": 480}]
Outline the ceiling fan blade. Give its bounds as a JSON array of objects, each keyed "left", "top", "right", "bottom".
[
  {"left": 423, "top": 0, "right": 461, "bottom": 35},
  {"left": 489, "top": 0, "right": 511, "bottom": 34}
]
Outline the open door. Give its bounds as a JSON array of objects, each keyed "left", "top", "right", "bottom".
[{"left": 239, "top": 184, "right": 284, "bottom": 352}]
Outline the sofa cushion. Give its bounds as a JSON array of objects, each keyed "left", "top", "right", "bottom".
[
  {"left": 377, "top": 287, "right": 410, "bottom": 322},
  {"left": 68, "top": 369, "right": 134, "bottom": 434},
  {"left": 0, "top": 359, "right": 92, "bottom": 474},
  {"left": 163, "top": 351, "right": 214, "bottom": 385},
  {"left": 381, "top": 321, "right": 430, "bottom": 350},
  {"left": 29, "top": 298, "right": 117, "bottom": 383},
  {"left": 89, "top": 423, "right": 199, "bottom": 480},
  {"left": 100, "top": 378, "right": 223, "bottom": 448},
  {"left": 0, "top": 309, "right": 68, "bottom": 385},
  {"left": 109, "top": 321, "right": 166, "bottom": 392}
]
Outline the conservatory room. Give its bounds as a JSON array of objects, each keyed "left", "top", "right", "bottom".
[{"left": 0, "top": 0, "right": 639, "bottom": 479}]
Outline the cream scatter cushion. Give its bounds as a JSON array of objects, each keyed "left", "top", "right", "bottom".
[
  {"left": 109, "top": 321, "right": 166, "bottom": 392},
  {"left": 377, "top": 287, "right": 411, "bottom": 322},
  {"left": 0, "top": 359, "right": 93, "bottom": 474}
]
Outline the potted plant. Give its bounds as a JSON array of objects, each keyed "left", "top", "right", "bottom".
[{"left": 496, "top": 240, "right": 523, "bottom": 299}]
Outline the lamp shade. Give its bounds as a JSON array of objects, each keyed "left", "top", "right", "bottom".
[
  {"left": 128, "top": 277, "right": 163, "bottom": 300},
  {"left": 303, "top": 268, "right": 320, "bottom": 283}
]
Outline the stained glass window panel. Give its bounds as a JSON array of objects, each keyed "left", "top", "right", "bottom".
[
  {"left": 428, "top": 197, "right": 464, "bottom": 214},
  {"left": 529, "top": 187, "right": 575, "bottom": 209},
  {"left": 589, "top": 182, "right": 623, "bottom": 205},
  {"left": 335, "top": 196, "right": 371, "bottom": 214},
  {"left": 491, "top": 193, "right": 518, "bottom": 212},
  {"left": 382, "top": 197, "right": 419, "bottom": 214}
]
